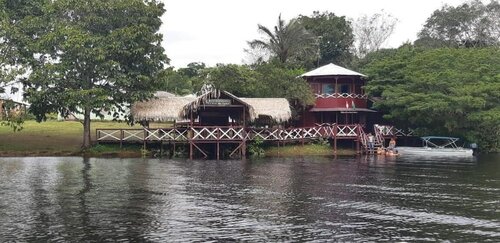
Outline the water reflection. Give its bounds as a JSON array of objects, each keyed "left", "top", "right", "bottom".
[{"left": 0, "top": 155, "right": 498, "bottom": 241}]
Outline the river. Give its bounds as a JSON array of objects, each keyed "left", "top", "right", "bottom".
[{"left": 0, "top": 154, "right": 498, "bottom": 241}]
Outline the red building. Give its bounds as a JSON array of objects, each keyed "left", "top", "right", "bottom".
[{"left": 300, "top": 63, "right": 376, "bottom": 127}]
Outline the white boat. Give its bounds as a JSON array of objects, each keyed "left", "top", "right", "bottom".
[{"left": 396, "top": 136, "right": 474, "bottom": 157}]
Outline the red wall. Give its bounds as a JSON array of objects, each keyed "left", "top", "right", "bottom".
[{"left": 314, "top": 98, "right": 367, "bottom": 109}]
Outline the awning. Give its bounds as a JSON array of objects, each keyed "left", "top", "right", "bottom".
[{"left": 309, "top": 108, "right": 377, "bottom": 112}]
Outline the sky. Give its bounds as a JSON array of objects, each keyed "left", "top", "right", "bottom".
[{"left": 160, "top": 0, "right": 467, "bottom": 68}]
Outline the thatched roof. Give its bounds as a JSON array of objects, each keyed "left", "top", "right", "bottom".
[
  {"left": 131, "top": 92, "right": 196, "bottom": 122},
  {"left": 132, "top": 90, "right": 292, "bottom": 123},
  {"left": 180, "top": 89, "right": 256, "bottom": 119},
  {"left": 240, "top": 98, "right": 291, "bottom": 122}
]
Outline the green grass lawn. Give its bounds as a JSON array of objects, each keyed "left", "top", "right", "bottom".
[{"left": 0, "top": 120, "right": 140, "bottom": 155}]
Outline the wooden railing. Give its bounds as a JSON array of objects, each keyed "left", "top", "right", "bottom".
[
  {"left": 374, "top": 124, "right": 414, "bottom": 137},
  {"left": 314, "top": 93, "right": 368, "bottom": 99},
  {"left": 96, "top": 124, "right": 364, "bottom": 143}
]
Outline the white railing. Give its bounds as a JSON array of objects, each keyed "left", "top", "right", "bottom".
[
  {"left": 374, "top": 124, "right": 415, "bottom": 137},
  {"left": 315, "top": 93, "right": 368, "bottom": 99},
  {"left": 96, "top": 124, "right": 367, "bottom": 143}
]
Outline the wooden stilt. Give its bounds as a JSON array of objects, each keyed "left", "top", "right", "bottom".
[
  {"left": 189, "top": 142, "right": 193, "bottom": 160},
  {"left": 160, "top": 140, "right": 163, "bottom": 156},
  {"left": 173, "top": 142, "right": 176, "bottom": 158},
  {"left": 217, "top": 141, "right": 220, "bottom": 160},
  {"left": 333, "top": 125, "right": 337, "bottom": 154}
]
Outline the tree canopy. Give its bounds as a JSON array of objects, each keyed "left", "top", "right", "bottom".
[
  {"left": 362, "top": 46, "right": 500, "bottom": 152},
  {"left": 353, "top": 11, "right": 398, "bottom": 58},
  {"left": 416, "top": 0, "right": 500, "bottom": 48},
  {"left": 298, "top": 11, "right": 354, "bottom": 67},
  {"left": 5, "top": 0, "right": 168, "bottom": 148},
  {"left": 247, "top": 14, "right": 318, "bottom": 67}
]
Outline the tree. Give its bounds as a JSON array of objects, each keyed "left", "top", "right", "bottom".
[
  {"left": 416, "top": 0, "right": 500, "bottom": 48},
  {"left": 0, "top": 0, "right": 37, "bottom": 130},
  {"left": 353, "top": 10, "right": 398, "bottom": 58},
  {"left": 362, "top": 47, "right": 500, "bottom": 152},
  {"left": 298, "top": 11, "right": 355, "bottom": 67},
  {"left": 247, "top": 14, "right": 317, "bottom": 66},
  {"left": 9, "top": 0, "right": 168, "bottom": 148}
]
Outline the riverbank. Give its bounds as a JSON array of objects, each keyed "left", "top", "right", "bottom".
[{"left": 0, "top": 120, "right": 142, "bottom": 157}]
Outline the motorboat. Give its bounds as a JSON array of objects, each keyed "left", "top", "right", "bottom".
[{"left": 396, "top": 136, "right": 474, "bottom": 157}]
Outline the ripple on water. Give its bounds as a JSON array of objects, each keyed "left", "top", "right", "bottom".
[{"left": 0, "top": 156, "right": 498, "bottom": 241}]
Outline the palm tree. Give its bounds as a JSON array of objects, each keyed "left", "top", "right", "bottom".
[{"left": 248, "top": 14, "right": 318, "bottom": 64}]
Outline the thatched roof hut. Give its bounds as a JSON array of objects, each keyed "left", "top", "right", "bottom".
[
  {"left": 180, "top": 89, "right": 256, "bottom": 121},
  {"left": 131, "top": 92, "right": 196, "bottom": 122},
  {"left": 132, "top": 90, "right": 292, "bottom": 124},
  {"left": 240, "top": 98, "right": 291, "bottom": 122}
]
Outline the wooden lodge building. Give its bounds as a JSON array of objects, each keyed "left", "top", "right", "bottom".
[
  {"left": 97, "top": 64, "right": 411, "bottom": 158},
  {"left": 299, "top": 63, "right": 377, "bottom": 127}
]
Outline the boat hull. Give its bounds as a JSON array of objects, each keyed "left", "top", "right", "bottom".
[{"left": 396, "top": 146, "right": 474, "bottom": 157}]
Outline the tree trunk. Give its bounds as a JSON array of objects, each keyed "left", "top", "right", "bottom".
[{"left": 82, "top": 107, "right": 92, "bottom": 149}]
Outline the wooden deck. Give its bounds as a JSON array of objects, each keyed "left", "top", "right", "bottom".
[{"left": 95, "top": 124, "right": 414, "bottom": 159}]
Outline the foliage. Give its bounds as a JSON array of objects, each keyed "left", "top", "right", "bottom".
[
  {"left": 0, "top": 0, "right": 31, "bottom": 131},
  {"left": 247, "top": 14, "right": 318, "bottom": 67},
  {"left": 247, "top": 137, "right": 265, "bottom": 157},
  {"left": 362, "top": 47, "right": 500, "bottom": 152},
  {"left": 5, "top": 0, "right": 168, "bottom": 148},
  {"left": 0, "top": 100, "right": 26, "bottom": 131},
  {"left": 205, "top": 63, "right": 315, "bottom": 107},
  {"left": 298, "top": 11, "right": 355, "bottom": 67},
  {"left": 416, "top": 0, "right": 500, "bottom": 48},
  {"left": 157, "top": 67, "right": 193, "bottom": 96},
  {"left": 353, "top": 11, "right": 398, "bottom": 58}
]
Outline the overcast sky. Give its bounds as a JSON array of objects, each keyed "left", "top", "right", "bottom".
[{"left": 160, "top": 0, "right": 467, "bottom": 68}]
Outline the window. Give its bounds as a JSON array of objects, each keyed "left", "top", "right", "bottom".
[
  {"left": 340, "top": 84, "right": 350, "bottom": 93},
  {"left": 322, "top": 83, "right": 335, "bottom": 94}
]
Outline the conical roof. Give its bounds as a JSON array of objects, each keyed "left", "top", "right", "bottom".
[{"left": 300, "top": 63, "right": 366, "bottom": 77}]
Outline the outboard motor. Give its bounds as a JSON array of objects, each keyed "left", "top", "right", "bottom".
[{"left": 470, "top": 143, "right": 478, "bottom": 155}]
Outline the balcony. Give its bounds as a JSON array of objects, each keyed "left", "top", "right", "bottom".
[{"left": 313, "top": 93, "right": 368, "bottom": 109}]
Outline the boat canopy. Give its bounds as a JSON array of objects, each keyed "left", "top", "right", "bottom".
[
  {"left": 420, "top": 136, "right": 461, "bottom": 148},
  {"left": 421, "top": 136, "right": 459, "bottom": 141}
]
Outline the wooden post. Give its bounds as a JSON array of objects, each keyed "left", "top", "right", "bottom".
[
  {"left": 173, "top": 142, "right": 176, "bottom": 158},
  {"left": 189, "top": 141, "right": 193, "bottom": 160},
  {"left": 333, "top": 125, "right": 337, "bottom": 154},
  {"left": 356, "top": 137, "right": 360, "bottom": 154},
  {"left": 217, "top": 129, "right": 220, "bottom": 160},
  {"left": 120, "top": 129, "right": 123, "bottom": 148},
  {"left": 143, "top": 128, "right": 147, "bottom": 151}
]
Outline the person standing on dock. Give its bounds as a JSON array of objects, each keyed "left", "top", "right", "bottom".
[
  {"left": 388, "top": 137, "right": 396, "bottom": 152},
  {"left": 367, "top": 133, "right": 375, "bottom": 151}
]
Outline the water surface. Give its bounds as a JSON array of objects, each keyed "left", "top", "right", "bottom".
[{"left": 0, "top": 155, "right": 498, "bottom": 241}]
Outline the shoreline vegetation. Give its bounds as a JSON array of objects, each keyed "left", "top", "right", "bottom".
[{"left": 0, "top": 121, "right": 357, "bottom": 158}]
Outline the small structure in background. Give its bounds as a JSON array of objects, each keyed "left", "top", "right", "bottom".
[{"left": 0, "top": 95, "right": 28, "bottom": 120}]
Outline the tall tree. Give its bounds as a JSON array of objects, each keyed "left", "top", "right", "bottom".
[
  {"left": 10, "top": 0, "right": 168, "bottom": 148},
  {"left": 416, "top": 0, "right": 500, "bottom": 48},
  {"left": 0, "top": 0, "right": 41, "bottom": 130},
  {"left": 298, "top": 11, "right": 355, "bottom": 67},
  {"left": 353, "top": 11, "right": 398, "bottom": 58},
  {"left": 247, "top": 14, "right": 317, "bottom": 66}
]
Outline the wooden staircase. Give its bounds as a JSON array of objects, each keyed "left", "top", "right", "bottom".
[{"left": 359, "top": 125, "right": 385, "bottom": 154}]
